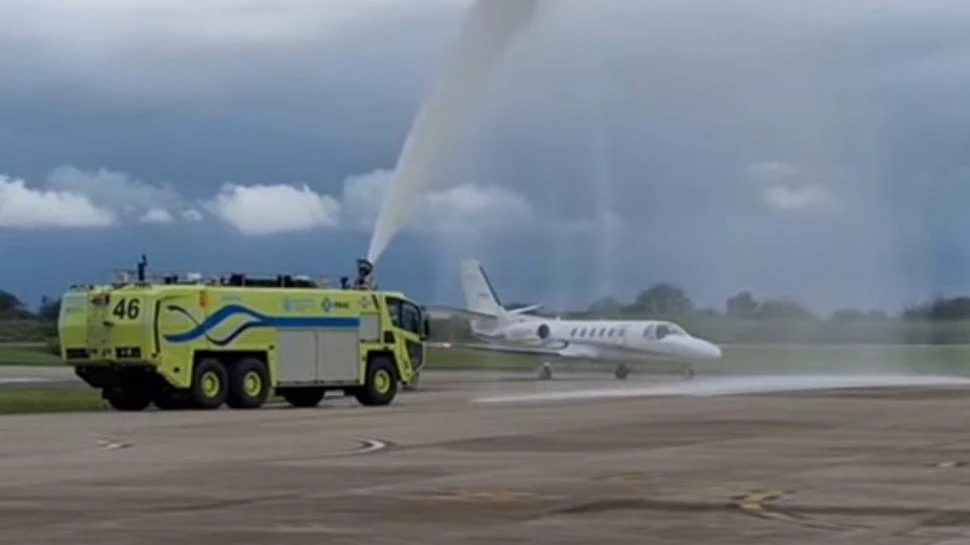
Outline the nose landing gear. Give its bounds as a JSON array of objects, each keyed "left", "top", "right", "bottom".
[
  {"left": 614, "top": 363, "right": 630, "bottom": 380},
  {"left": 537, "top": 362, "right": 552, "bottom": 380}
]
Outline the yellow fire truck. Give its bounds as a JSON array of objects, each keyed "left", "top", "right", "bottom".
[{"left": 57, "top": 257, "right": 428, "bottom": 411}]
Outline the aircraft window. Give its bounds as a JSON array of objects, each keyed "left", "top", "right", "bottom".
[
  {"left": 608, "top": 328, "right": 615, "bottom": 337},
  {"left": 618, "top": 328, "right": 625, "bottom": 337},
  {"left": 642, "top": 325, "right": 653, "bottom": 338},
  {"left": 667, "top": 324, "right": 687, "bottom": 336},
  {"left": 570, "top": 328, "right": 577, "bottom": 337},
  {"left": 655, "top": 324, "right": 670, "bottom": 339}
]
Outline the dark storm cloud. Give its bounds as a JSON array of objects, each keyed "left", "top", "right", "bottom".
[{"left": 4, "top": 0, "right": 970, "bottom": 310}]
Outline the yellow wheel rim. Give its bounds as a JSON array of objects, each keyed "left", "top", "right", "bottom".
[
  {"left": 374, "top": 369, "right": 391, "bottom": 394},
  {"left": 201, "top": 371, "right": 220, "bottom": 398},
  {"left": 243, "top": 371, "right": 262, "bottom": 397}
]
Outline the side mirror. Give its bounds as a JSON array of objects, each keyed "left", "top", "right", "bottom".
[{"left": 423, "top": 317, "right": 431, "bottom": 339}]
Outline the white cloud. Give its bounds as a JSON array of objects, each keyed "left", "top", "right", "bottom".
[
  {"left": 0, "top": 164, "right": 535, "bottom": 236},
  {"left": 748, "top": 161, "right": 840, "bottom": 213},
  {"left": 423, "top": 184, "right": 534, "bottom": 233},
  {"left": 761, "top": 185, "right": 838, "bottom": 212},
  {"left": 139, "top": 208, "right": 174, "bottom": 224},
  {"left": 0, "top": 176, "right": 115, "bottom": 228},
  {"left": 339, "top": 168, "right": 534, "bottom": 234},
  {"left": 205, "top": 183, "right": 341, "bottom": 236},
  {"left": 47, "top": 166, "right": 183, "bottom": 215}
]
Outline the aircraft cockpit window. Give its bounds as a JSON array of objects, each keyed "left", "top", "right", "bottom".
[
  {"left": 666, "top": 323, "right": 687, "bottom": 336},
  {"left": 655, "top": 324, "right": 670, "bottom": 339}
]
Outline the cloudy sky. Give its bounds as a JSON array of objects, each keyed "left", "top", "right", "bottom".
[{"left": 2, "top": 0, "right": 970, "bottom": 313}]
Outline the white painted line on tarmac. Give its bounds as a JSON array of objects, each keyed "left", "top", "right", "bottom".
[{"left": 0, "top": 378, "right": 55, "bottom": 385}]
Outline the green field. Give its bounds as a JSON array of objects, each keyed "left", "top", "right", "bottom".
[
  {"left": 0, "top": 385, "right": 105, "bottom": 415},
  {"left": 0, "top": 342, "right": 60, "bottom": 366}
]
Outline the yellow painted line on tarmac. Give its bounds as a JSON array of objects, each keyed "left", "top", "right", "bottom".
[{"left": 735, "top": 489, "right": 796, "bottom": 522}]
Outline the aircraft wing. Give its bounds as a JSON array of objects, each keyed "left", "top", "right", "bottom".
[{"left": 428, "top": 341, "right": 567, "bottom": 358}]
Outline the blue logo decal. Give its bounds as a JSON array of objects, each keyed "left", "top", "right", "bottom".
[{"left": 163, "top": 304, "right": 359, "bottom": 346}]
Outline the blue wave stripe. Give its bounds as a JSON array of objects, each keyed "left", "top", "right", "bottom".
[{"left": 163, "top": 303, "right": 360, "bottom": 344}]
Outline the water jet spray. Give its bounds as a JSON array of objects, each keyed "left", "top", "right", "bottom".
[{"left": 366, "top": 0, "right": 541, "bottom": 266}]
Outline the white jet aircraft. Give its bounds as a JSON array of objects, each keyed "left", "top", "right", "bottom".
[{"left": 429, "top": 259, "right": 723, "bottom": 381}]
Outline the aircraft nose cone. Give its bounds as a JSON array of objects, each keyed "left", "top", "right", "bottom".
[
  {"left": 689, "top": 339, "right": 722, "bottom": 360},
  {"left": 706, "top": 342, "right": 723, "bottom": 359},
  {"left": 671, "top": 337, "right": 722, "bottom": 360}
]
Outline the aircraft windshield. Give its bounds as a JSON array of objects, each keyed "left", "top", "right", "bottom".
[
  {"left": 664, "top": 323, "right": 687, "bottom": 336},
  {"left": 653, "top": 322, "right": 687, "bottom": 339}
]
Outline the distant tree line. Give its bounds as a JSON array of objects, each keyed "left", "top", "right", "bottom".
[
  {"left": 431, "top": 283, "right": 970, "bottom": 345},
  {"left": 0, "top": 289, "right": 60, "bottom": 343},
  {"left": 7, "top": 283, "right": 970, "bottom": 345}
]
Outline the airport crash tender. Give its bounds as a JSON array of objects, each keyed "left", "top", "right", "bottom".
[{"left": 56, "top": 257, "right": 430, "bottom": 411}]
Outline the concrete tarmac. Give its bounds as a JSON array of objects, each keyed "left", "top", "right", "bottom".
[{"left": 2, "top": 371, "right": 970, "bottom": 544}]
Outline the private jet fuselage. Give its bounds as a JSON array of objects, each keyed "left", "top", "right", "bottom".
[
  {"left": 432, "top": 258, "right": 723, "bottom": 380},
  {"left": 470, "top": 313, "right": 723, "bottom": 363}
]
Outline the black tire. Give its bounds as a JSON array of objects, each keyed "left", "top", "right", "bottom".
[
  {"left": 191, "top": 357, "right": 229, "bottom": 409},
  {"left": 104, "top": 387, "right": 152, "bottom": 412},
  {"left": 354, "top": 357, "right": 398, "bottom": 407},
  {"left": 153, "top": 389, "right": 191, "bottom": 410},
  {"left": 227, "top": 357, "right": 270, "bottom": 409},
  {"left": 281, "top": 388, "right": 325, "bottom": 408}
]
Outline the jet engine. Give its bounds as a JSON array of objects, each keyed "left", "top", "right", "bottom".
[{"left": 501, "top": 321, "right": 554, "bottom": 345}]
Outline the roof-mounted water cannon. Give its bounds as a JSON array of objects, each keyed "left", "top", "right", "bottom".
[{"left": 353, "top": 258, "right": 376, "bottom": 290}]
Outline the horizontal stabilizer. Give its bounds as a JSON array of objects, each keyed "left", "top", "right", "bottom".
[
  {"left": 508, "top": 304, "right": 542, "bottom": 315},
  {"left": 425, "top": 305, "right": 499, "bottom": 321}
]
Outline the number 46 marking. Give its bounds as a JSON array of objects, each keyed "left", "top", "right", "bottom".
[{"left": 112, "top": 298, "right": 141, "bottom": 320}]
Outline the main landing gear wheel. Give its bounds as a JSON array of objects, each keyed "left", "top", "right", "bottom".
[
  {"left": 680, "top": 364, "right": 695, "bottom": 381},
  {"left": 538, "top": 362, "right": 552, "bottom": 380},
  {"left": 614, "top": 363, "right": 630, "bottom": 380}
]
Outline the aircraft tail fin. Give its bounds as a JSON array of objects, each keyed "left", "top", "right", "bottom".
[
  {"left": 460, "top": 259, "right": 508, "bottom": 320},
  {"left": 459, "top": 259, "right": 542, "bottom": 335}
]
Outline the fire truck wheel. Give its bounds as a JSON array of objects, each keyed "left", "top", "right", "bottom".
[
  {"left": 191, "top": 357, "right": 229, "bottom": 409},
  {"left": 227, "top": 357, "right": 270, "bottom": 409},
  {"left": 355, "top": 357, "right": 398, "bottom": 406}
]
